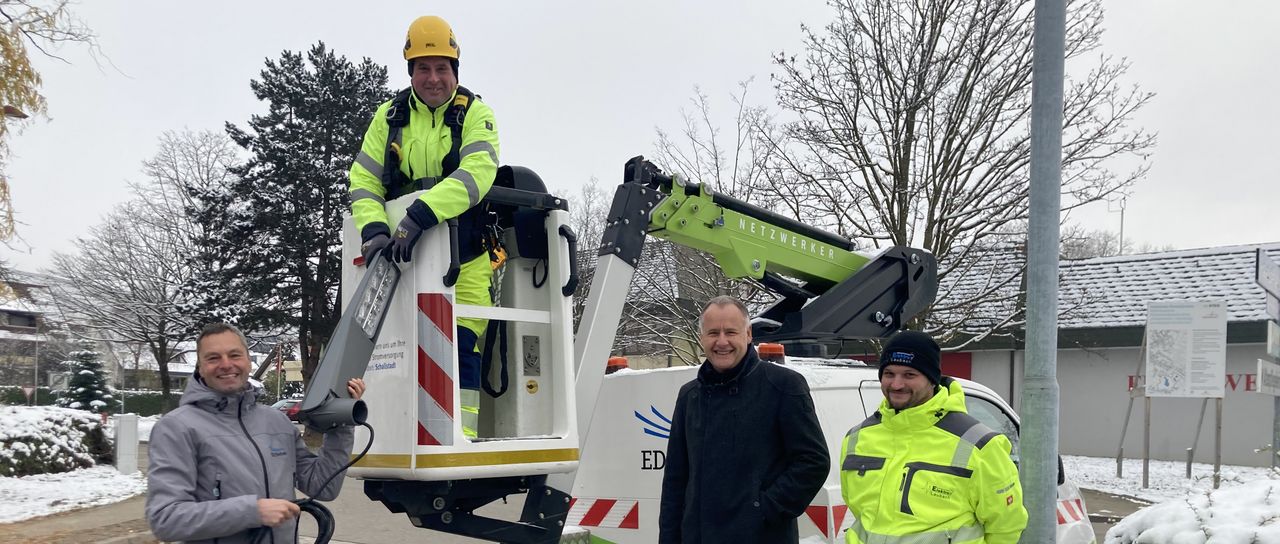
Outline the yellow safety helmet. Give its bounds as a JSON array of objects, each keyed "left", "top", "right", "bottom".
[{"left": 403, "top": 16, "right": 459, "bottom": 62}]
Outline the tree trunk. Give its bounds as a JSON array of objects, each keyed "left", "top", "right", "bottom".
[{"left": 152, "top": 343, "right": 175, "bottom": 412}]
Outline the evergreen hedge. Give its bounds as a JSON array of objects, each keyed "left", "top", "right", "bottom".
[{"left": 0, "top": 386, "right": 176, "bottom": 416}]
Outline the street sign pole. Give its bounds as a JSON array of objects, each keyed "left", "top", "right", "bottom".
[
  {"left": 1258, "top": 358, "right": 1280, "bottom": 468},
  {"left": 1255, "top": 250, "right": 1280, "bottom": 469}
]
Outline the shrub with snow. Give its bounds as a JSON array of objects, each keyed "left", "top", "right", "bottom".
[
  {"left": 0, "top": 405, "right": 113, "bottom": 477},
  {"left": 1105, "top": 478, "right": 1280, "bottom": 543}
]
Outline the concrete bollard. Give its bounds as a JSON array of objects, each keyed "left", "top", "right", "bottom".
[{"left": 114, "top": 413, "right": 139, "bottom": 475}]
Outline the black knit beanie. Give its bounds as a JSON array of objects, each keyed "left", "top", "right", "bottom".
[{"left": 878, "top": 330, "right": 942, "bottom": 385}]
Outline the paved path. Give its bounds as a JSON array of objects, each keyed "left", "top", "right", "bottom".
[{"left": 1083, "top": 488, "right": 1151, "bottom": 543}]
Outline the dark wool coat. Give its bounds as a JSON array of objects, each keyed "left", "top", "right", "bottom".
[{"left": 659, "top": 346, "right": 831, "bottom": 543}]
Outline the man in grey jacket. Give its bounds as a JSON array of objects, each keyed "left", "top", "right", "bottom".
[{"left": 146, "top": 323, "right": 366, "bottom": 543}]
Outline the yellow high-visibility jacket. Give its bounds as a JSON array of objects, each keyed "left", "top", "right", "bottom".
[
  {"left": 348, "top": 87, "right": 500, "bottom": 241},
  {"left": 839, "top": 379, "right": 1028, "bottom": 544}
]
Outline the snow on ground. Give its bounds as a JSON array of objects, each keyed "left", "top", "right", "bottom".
[
  {"left": 1063, "top": 454, "right": 1278, "bottom": 503},
  {"left": 1065, "top": 455, "right": 1280, "bottom": 543},
  {"left": 0, "top": 410, "right": 158, "bottom": 524},
  {"left": 0, "top": 464, "right": 146, "bottom": 523},
  {"left": 1104, "top": 479, "right": 1280, "bottom": 544}
]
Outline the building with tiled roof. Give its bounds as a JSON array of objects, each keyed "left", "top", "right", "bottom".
[{"left": 955, "top": 243, "right": 1280, "bottom": 466}]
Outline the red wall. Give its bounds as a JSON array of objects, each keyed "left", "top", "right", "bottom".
[{"left": 942, "top": 352, "right": 972, "bottom": 380}]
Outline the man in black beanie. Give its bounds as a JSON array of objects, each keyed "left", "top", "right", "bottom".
[
  {"left": 878, "top": 330, "right": 942, "bottom": 410},
  {"left": 837, "top": 329, "right": 1028, "bottom": 543}
]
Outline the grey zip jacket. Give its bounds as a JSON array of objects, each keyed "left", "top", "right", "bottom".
[{"left": 145, "top": 378, "right": 354, "bottom": 543}]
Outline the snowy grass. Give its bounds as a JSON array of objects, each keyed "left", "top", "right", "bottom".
[
  {"left": 0, "top": 408, "right": 154, "bottom": 524},
  {"left": 1063, "top": 454, "right": 1278, "bottom": 503},
  {"left": 0, "top": 465, "right": 146, "bottom": 523}
]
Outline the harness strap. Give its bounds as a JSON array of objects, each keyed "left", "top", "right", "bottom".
[
  {"left": 441, "top": 85, "right": 475, "bottom": 176},
  {"left": 381, "top": 88, "right": 413, "bottom": 198},
  {"left": 381, "top": 86, "right": 477, "bottom": 199},
  {"left": 480, "top": 318, "right": 509, "bottom": 398}
]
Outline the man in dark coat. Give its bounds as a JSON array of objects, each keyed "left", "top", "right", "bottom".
[{"left": 659, "top": 296, "right": 830, "bottom": 543}]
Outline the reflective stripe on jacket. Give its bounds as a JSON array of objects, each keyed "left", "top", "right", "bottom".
[
  {"left": 348, "top": 87, "right": 500, "bottom": 239},
  {"left": 839, "top": 379, "right": 1027, "bottom": 544}
]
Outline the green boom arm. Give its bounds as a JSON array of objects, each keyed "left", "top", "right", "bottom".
[{"left": 601, "top": 156, "right": 937, "bottom": 342}]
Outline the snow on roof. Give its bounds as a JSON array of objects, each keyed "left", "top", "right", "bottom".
[
  {"left": 1057, "top": 242, "right": 1280, "bottom": 329},
  {"left": 935, "top": 242, "right": 1280, "bottom": 332},
  {"left": 0, "top": 270, "right": 58, "bottom": 315}
]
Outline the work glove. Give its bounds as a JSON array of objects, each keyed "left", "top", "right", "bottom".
[
  {"left": 390, "top": 215, "right": 425, "bottom": 262},
  {"left": 360, "top": 233, "right": 391, "bottom": 265}
]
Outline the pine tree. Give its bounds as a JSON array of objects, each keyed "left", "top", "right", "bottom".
[
  {"left": 55, "top": 344, "right": 118, "bottom": 413},
  {"left": 184, "top": 42, "right": 391, "bottom": 383}
]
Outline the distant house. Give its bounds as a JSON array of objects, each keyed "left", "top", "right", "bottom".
[
  {"left": 952, "top": 243, "right": 1279, "bottom": 466},
  {"left": 0, "top": 271, "right": 59, "bottom": 388},
  {"left": 113, "top": 347, "right": 197, "bottom": 392}
]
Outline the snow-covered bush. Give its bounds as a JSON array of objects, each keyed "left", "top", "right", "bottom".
[
  {"left": 0, "top": 405, "right": 113, "bottom": 477},
  {"left": 1105, "top": 478, "right": 1280, "bottom": 543},
  {"left": 54, "top": 347, "right": 120, "bottom": 414}
]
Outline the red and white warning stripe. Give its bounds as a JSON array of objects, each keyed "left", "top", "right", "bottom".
[
  {"left": 1056, "top": 497, "right": 1087, "bottom": 524},
  {"left": 416, "top": 293, "right": 455, "bottom": 446},
  {"left": 803, "top": 504, "right": 849, "bottom": 539},
  {"left": 567, "top": 498, "right": 639, "bottom": 529}
]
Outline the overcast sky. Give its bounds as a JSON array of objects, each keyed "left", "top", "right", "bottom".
[{"left": 3, "top": 0, "right": 1278, "bottom": 272}]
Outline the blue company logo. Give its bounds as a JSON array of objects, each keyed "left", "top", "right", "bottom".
[
  {"left": 634, "top": 406, "right": 672, "bottom": 439},
  {"left": 270, "top": 437, "right": 288, "bottom": 457},
  {"left": 888, "top": 351, "right": 915, "bottom": 364}
]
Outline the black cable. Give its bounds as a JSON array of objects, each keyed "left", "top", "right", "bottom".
[
  {"left": 311, "top": 421, "right": 375, "bottom": 495},
  {"left": 532, "top": 258, "right": 548, "bottom": 288},
  {"left": 294, "top": 500, "right": 334, "bottom": 544},
  {"left": 293, "top": 422, "right": 376, "bottom": 544}
]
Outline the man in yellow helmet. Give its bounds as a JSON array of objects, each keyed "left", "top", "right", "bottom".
[
  {"left": 348, "top": 15, "right": 499, "bottom": 438},
  {"left": 839, "top": 331, "right": 1027, "bottom": 543}
]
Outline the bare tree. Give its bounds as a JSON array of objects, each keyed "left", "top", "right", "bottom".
[
  {"left": 50, "top": 202, "right": 192, "bottom": 408},
  {"left": 566, "top": 178, "right": 608, "bottom": 332},
  {"left": 1060, "top": 225, "right": 1175, "bottom": 260},
  {"left": 760, "top": 0, "right": 1155, "bottom": 344},
  {"left": 1060, "top": 225, "right": 1123, "bottom": 259},
  {"left": 49, "top": 130, "right": 238, "bottom": 409},
  {"left": 614, "top": 83, "right": 780, "bottom": 364}
]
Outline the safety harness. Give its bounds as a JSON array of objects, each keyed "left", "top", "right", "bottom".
[
  {"left": 380, "top": 85, "right": 475, "bottom": 197},
  {"left": 380, "top": 85, "right": 512, "bottom": 398}
]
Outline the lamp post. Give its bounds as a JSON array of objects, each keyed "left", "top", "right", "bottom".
[
  {"left": 32, "top": 319, "right": 40, "bottom": 405},
  {"left": 5, "top": 104, "right": 33, "bottom": 399}
]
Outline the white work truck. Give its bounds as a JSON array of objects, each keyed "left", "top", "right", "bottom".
[
  {"left": 567, "top": 356, "right": 1097, "bottom": 544},
  {"left": 301, "top": 158, "right": 1084, "bottom": 543}
]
